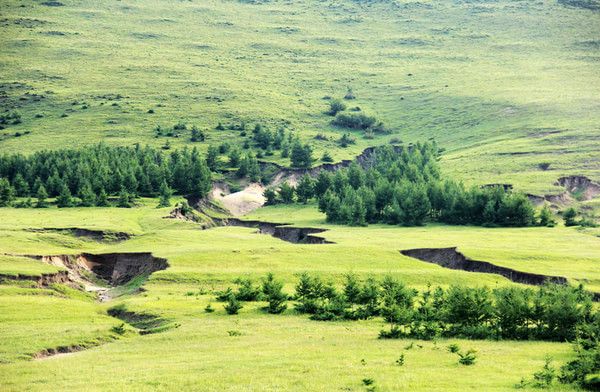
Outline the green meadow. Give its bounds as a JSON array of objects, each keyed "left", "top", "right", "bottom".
[
  {"left": 0, "top": 202, "right": 597, "bottom": 390},
  {"left": 1, "top": 0, "right": 600, "bottom": 390}
]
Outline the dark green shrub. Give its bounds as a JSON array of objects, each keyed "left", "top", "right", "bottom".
[
  {"left": 224, "top": 294, "right": 242, "bottom": 315},
  {"left": 333, "top": 113, "right": 376, "bottom": 130},
  {"left": 457, "top": 349, "right": 477, "bottom": 365},
  {"left": 538, "top": 205, "right": 556, "bottom": 227},
  {"left": 111, "top": 323, "right": 127, "bottom": 335},
  {"left": 395, "top": 354, "right": 405, "bottom": 366},
  {"left": 234, "top": 278, "right": 261, "bottom": 301},
  {"left": 278, "top": 183, "right": 295, "bottom": 204},
  {"left": 564, "top": 208, "right": 578, "bottom": 226},
  {"left": 337, "top": 133, "right": 356, "bottom": 147},
  {"left": 321, "top": 151, "right": 334, "bottom": 162},
  {"left": 532, "top": 357, "right": 556, "bottom": 388},
  {"left": 261, "top": 273, "right": 287, "bottom": 314},
  {"left": 326, "top": 99, "right": 346, "bottom": 116},
  {"left": 215, "top": 287, "right": 234, "bottom": 302}
]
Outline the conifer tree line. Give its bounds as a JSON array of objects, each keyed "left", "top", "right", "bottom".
[
  {"left": 266, "top": 143, "right": 543, "bottom": 227},
  {"left": 217, "top": 272, "right": 596, "bottom": 342},
  {"left": 0, "top": 143, "right": 211, "bottom": 207}
]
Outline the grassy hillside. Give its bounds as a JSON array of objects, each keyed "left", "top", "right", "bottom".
[{"left": 1, "top": 0, "right": 599, "bottom": 193}]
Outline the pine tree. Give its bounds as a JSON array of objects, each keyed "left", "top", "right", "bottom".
[
  {"left": 321, "top": 151, "right": 334, "bottom": 163},
  {"left": 263, "top": 188, "right": 277, "bottom": 205},
  {"left": 0, "top": 178, "right": 15, "bottom": 207},
  {"left": 314, "top": 171, "right": 332, "bottom": 198},
  {"left": 228, "top": 148, "right": 241, "bottom": 167},
  {"left": 350, "top": 194, "right": 367, "bottom": 226},
  {"left": 206, "top": 145, "right": 219, "bottom": 171},
  {"left": 538, "top": 204, "right": 556, "bottom": 227},
  {"left": 46, "top": 171, "right": 62, "bottom": 196},
  {"left": 158, "top": 181, "right": 173, "bottom": 207},
  {"left": 344, "top": 273, "right": 361, "bottom": 304},
  {"left": 123, "top": 172, "right": 138, "bottom": 196},
  {"left": 224, "top": 293, "right": 242, "bottom": 315},
  {"left": 291, "top": 140, "right": 312, "bottom": 168},
  {"left": 118, "top": 188, "right": 132, "bottom": 208},
  {"left": 563, "top": 208, "right": 578, "bottom": 227},
  {"left": 278, "top": 183, "right": 295, "bottom": 204},
  {"left": 261, "top": 273, "right": 287, "bottom": 314},
  {"left": 245, "top": 153, "right": 260, "bottom": 182},
  {"left": 12, "top": 174, "right": 29, "bottom": 197},
  {"left": 56, "top": 183, "right": 74, "bottom": 208},
  {"left": 347, "top": 162, "right": 364, "bottom": 189},
  {"left": 96, "top": 188, "right": 109, "bottom": 207},
  {"left": 35, "top": 185, "right": 48, "bottom": 208},
  {"left": 188, "top": 154, "right": 211, "bottom": 198},
  {"left": 296, "top": 175, "right": 315, "bottom": 203},
  {"left": 78, "top": 182, "right": 96, "bottom": 207},
  {"left": 190, "top": 126, "right": 205, "bottom": 142}
]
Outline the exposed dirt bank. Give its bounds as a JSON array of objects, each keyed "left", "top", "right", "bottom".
[
  {"left": 108, "top": 305, "right": 178, "bottom": 335},
  {"left": 557, "top": 175, "right": 600, "bottom": 201},
  {"left": 209, "top": 182, "right": 266, "bottom": 216},
  {"left": 266, "top": 145, "right": 398, "bottom": 187},
  {"left": 77, "top": 253, "right": 168, "bottom": 286},
  {"left": 212, "top": 218, "right": 333, "bottom": 244},
  {"left": 33, "top": 336, "right": 117, "bottom": 360},
  {"left": 26, "top": 227, "right": 131, "bottom": 242},
  {"left": 529, "top": 175, "right": 600, "bottom": 206},
  {"left": 0, "top": 270, "right": 71, "bottom": 287},
  {"left": 400, "top": 247, "right": 567, "bottom": 285},
  {"left": 209, "top": 146, "right": 402, "bottom": 216},
  {"left": 4, "top": 253, "right": 169, "bottom": 300}
]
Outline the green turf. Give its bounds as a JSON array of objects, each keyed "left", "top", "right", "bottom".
[{"left": 0, "top": 201, "right": 597, "bottom": 389}]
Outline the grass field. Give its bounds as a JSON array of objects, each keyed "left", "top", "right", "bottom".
[
  {"left": 0, "top": 201, "right": 598, "bottom": 390},
  {"left": 1, "top": 0, "right": 600, "bottom": 390},
  {"left": 1, "top": 0, "right": 599, "bottom": 193}
]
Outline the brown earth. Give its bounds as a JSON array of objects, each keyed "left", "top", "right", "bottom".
[
  {"left": 400, "top": 247, "right": 567, "bottom": 286},
  {"left": 212, "top": 218, "right": 333, "bottom": 244}
]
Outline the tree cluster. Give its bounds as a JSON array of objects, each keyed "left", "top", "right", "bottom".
[
  {"left": 215, "top": 274, "right": 288, "bottom": 315},
  {"left": 292, "top": 273, "right": 594, "bottom": 343},
  {"left": 211, "top": 125, "right": 313, "bottom": 172},
  {"left": 267, "top": 143, "right": 542, "bottom": 227},
  {"left": 0, "top": 143, "right": 211, "bottom": 207}
]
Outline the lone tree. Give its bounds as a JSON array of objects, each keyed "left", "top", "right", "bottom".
[{"left": 290, "top": 140, "right": 313, "bottom": 168}]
